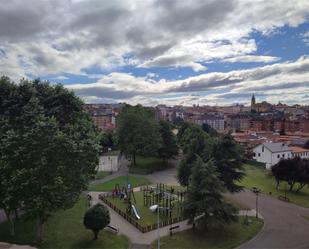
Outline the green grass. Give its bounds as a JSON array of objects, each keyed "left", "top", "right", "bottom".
[
  {"left": 153, "top": 217, "right": 263, "bottom": 249},
  {"left": 103, "top": 150, "right": 120, "bottom": 156},
  {"left": 106, "top": 191, "right": 183, "bottom": 226},
  {"left": 242, "top": 164, "right": 309, "bottom": 208},
  {"left": 225, "top": 196, "right": 250, "bottom": 210},
  {"left": 0, "top": 198, "right": 129, "bottom": 249},
  {"left": 94, "top": 171, "right": 111, "bottom": 180},
  {"left": 129, "top": 156, "right": 168, "bottom": 174},
  {"left": 88, "top": 175, "right": 151, "bottom": 192}
]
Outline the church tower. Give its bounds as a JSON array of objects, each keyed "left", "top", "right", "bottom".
[{"left": 251, "top": 94, "right": 256, "bottom": 111}]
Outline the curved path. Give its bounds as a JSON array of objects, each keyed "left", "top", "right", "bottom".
[
  {"left": 152, "top": 166, "right": 309, "bottom": 248},
  {"left": 229, "top": 190, "right": 309, "bottom": 249}
]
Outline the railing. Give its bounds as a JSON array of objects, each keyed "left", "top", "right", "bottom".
[{"left": 99, "top": 193, "right": 185, "bottom": 233}]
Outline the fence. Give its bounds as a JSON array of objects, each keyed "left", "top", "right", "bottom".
[{"left": 99, "top": 193, "right": 185, "bottom": 233}]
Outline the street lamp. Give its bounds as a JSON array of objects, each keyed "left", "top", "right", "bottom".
[
  {"left": 252, "top": 187, "right": 260, "bottom": 219},
  {"left": 150, "top": 204, "right": 163, "bottom": 249}
]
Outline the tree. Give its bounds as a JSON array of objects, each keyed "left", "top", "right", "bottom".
[
  {"left": 179, "top": 124, "right": 213, "bottom": 158},
  {"left": 183, "top": 157, "right": 238, "bottom": 229},
  {"left": 158, "top": 120, "right": 178, "bottom": 162},
  {"left": 177, "top": 124, "right": 213, "bottom": 187},
  {"left": 211, "top": 134, "right": 244, "bottom": 192},
  {"left": 271, "top": 157, "right": 309, "bottom": 192},
  {"left": 0, "top": 78, "right": 101, "bottom": 242},
  {"left": 201, "top": 123, "right": 217, "bottom": 136},
  {"left": 117, "top": 105, "right": 162, "bottom": 165},
  {"left": 84, "top": 203, "right": 110, "bottom": 240},
  {"left": 177, "top": 153, "right": 195, "bottom": 187}
]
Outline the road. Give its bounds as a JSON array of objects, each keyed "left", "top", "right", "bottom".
[{"left": 229, "top": 190, "right": 309, "bottom": 249}]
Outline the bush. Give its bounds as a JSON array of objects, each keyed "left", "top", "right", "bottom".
[{"left": 84, "top": 204, "right": 110, "bottom": 240}]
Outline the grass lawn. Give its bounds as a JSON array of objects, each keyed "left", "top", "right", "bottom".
[
  {"left": 103, "top": 150, "right": 120, "bottom": 156},
  {"left": 225, "top": 196, "right": 250, "bottom": 210},
  {"left": 106, "top": 191, "right": 183, "bottom": 226},
  {"left": 153, "top": 217, "right": 263, "bottom": 249},
  {"left": 88, "top": 175, "right": 151, "bottom": 192},
  {"left": 94, "top": 171, "right": 111, "bottom": 180},
  {"left": 242, "top": 164, "right": 309, "bottom": 208},
  {"left": 129, "top": 156, "right": 168, "bottom": 174},
  {"left": 0, "top": 198, "right": 129, "bottom": 249}
]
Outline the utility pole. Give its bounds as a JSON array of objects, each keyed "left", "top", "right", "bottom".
[{"left": 252, "top": 187, "right": 260, "bottom": 219}]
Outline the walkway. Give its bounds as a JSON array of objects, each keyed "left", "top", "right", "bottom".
[{"left": 229, "top": 190, "right": 309, "bottom": 249}]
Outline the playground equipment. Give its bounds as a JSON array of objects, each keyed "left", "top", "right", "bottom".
[
  {"left": 112, "top": 183, "right": 140, "bottom": 219},
  {"left": 131, "top": 204, "right": 141, "bottom": 219},
  {"left": 143, "top": 183, "right": 185, "bottom": 218}
]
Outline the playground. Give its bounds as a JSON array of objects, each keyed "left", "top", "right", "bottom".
[{"left": 100, "top": 183, "right": 186, "bottom": 230}]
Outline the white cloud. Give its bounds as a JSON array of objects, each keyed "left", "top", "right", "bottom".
[
  {"left": 67, "top": 56, "right": 309, "bottom": 105},
  {"left": 222, "top": 55, "right": 280, "bottom": 63},
  {"left": 0, "top": 0, "right": 308, "bottom": 76}
]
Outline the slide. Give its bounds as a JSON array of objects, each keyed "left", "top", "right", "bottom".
[{"left": 131, "top": 204, "right": 141, "bottom": 220}]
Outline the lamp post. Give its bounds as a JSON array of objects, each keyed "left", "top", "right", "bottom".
[
  {"left": 149, "top": 204, "right": 163, "bottom": 249},
  {"left": 252, "top": 187, "right": 260, "bottom": 219}
]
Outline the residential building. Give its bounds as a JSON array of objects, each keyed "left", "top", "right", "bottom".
[{"left": 253, "top": 143, "right": 292, "bottom": 169}]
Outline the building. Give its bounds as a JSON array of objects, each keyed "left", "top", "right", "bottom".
[
  {"left": 289, "top": 146, "right": 309, "bottom": 159},
  {"left": 251, "top": 94, "right": 256, "bottom": 111},
  {"left": 253, "top": 143, "right": 292, "bottom": 169}
]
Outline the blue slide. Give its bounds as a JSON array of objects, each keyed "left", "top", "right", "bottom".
[{"left": 131, "top": 204, "right": 141, "bottom": 220}]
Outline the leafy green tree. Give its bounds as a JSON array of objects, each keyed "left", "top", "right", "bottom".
[
  {"left": 99, "top": 131, "right": 116, "bottom": 153},
  {"left": 272, "top": 157, "right": 309, "bottom": 192},
  {"left": 84, "top": 203, "right": 110, "bottom": 240},
  {"left": 177, "top": 124, "right": 213, "bottom": 187},
  {"left": 202, "top": 123, "right": 218, "bottom": 136},
  {"left": 0, "top": 78, "right": 101, "bottom": 241},
  {"left": 158, "top": 120, "right": 178, "bottom": 162},
  {"left": 177, "top": 153, "right": 195, "bottom": 187},
  {"left": 211, "top": 134, "right": 244, "bottom": 192},
  {"left": 117, "top": 105, "right": 161, "bottom": 165},
  {"left": 179, "top": 124, "right": 213, "bottom": 158},
  {"left": 183, "top": 157, "right": 238, "bottom": 229}
]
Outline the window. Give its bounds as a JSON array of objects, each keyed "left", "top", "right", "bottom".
[
  {"left": 253, "top": 153, "right": 256, "bottom": 157},
  {"left": 277, "top": 154, "right": 280, "bottom": 158},
  {"left": 258, "top": 153, "right": 261, "bottom": 157},
  {"left": 282, "top": 154, "right": 285, "bottom": 158},
  {"left": 262, "top": 146, "right": 264, "bottom": 152}
]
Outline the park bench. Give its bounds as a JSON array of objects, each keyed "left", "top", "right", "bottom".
[
  {"left": 106, "top": 225, "right": 119, "bottom": 234},
  {"left": 169, "top": 225, "right": 180, "bottom": 236},
  {"left": 278, "top": 195, "right": 290, "bottom": 202}
]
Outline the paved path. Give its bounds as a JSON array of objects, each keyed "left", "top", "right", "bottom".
[{"left": 228, "top": 190, "right": 309, "bottom": 249}]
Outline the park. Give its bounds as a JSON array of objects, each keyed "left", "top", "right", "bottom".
[{"left": 0, "top": 79, "right": 309, "bottom": 249}]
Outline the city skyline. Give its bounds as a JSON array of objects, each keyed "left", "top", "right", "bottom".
[{"left": 0, "top": 1, "right": 308, "bottom": 106}]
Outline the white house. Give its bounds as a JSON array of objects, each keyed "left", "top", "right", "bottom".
[
  {"left": 253, "top": 143, "right": 292, "bottom": 169},
  {"left": 289, "top": 146, "right": 309, "bottom": 159}
]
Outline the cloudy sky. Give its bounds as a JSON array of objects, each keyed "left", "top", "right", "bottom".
[{"left": 0, "top": 0, "right": 309, "bottom": 106}]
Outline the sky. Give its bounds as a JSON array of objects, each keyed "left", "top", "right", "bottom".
[{"left": 0, "top": 0, "right": 309, "bottom": 106}]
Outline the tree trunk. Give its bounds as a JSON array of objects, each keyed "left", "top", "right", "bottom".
[
  {"left": 132, "top": 152, "right": 136, "bottom": 166},
  {"left": 93, "top": 230, "right": 99, "bottom": 240},
  {"left": 289, "top": 181, "right": 295, "bottom": 191},
  {"left": 275, "top": 180, "right": 280, "bottom": 190},
  {"left": 14, "top": 209, "right": 19, "bottom": 220},
  {"left": 36, "top": 216, "right": 44, "bottom": 243},
  {"left": 295, "top": 183, "right": 306, "bottom": 193},
  {"left": 4, "top": 210, "right": 15, "bottom": 236}
]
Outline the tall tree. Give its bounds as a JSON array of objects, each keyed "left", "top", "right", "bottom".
[
  {"left": 183, "top": 157, "right": 238, "bottom": 228},
  {"left": 0, "top": 78, "right": 101, "bottom": 241},
  {"left": 211, "top": 134, "right": 244, "bottom": 192},
  {"left": 158, "top": 120, "right": 178, "bottom": 162},
  {"left": 84, "top": 204, "right": 110, "bottom": 240},
  {"left": 117, "top": 105, "right": 161, "bottom": 165}
]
